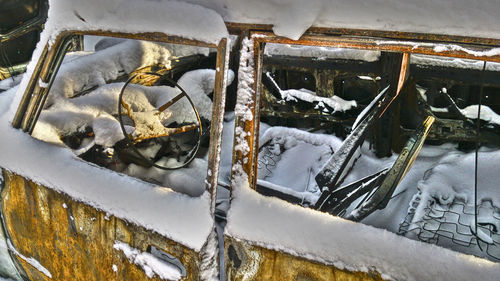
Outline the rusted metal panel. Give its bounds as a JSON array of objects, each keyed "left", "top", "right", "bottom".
[
  {"left": 1, "top": 170, "right": 202, "bottom": 281},
  {"left": 224, "top": 236, "right": 385, "bottom": 281},
  {"left": 207, "top": 37, "right": 229, "bottom": 212},
  {"left": 231, "top": 37, "right": 264, "bottom": 190}
]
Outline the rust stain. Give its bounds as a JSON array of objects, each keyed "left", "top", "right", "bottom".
[
  {"left": 225, "top": 236, "right": 386, "bottom": 281},
  {"left": 1, "top": 170, "right": 202, "bottom": 281},
  {"left": 251, "top": 31, "right": 500, "bottom": 63}
]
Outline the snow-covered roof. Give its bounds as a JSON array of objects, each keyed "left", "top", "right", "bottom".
[
  {"left": 184, "top": 0, "right": 500, "bottom": 41},
  {"left": 41, "top": 0, "right": 500, "bottom": 43},
  {"left": 45, "top": 0, "right": 228, "bottom": 45}
]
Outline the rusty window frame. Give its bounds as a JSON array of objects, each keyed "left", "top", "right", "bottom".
[
  {"left": 231, "top": 30, "right": 500, "bottom": 191},
  {"left": 12, "top": 30, "right": 230, "bottom": 204}
]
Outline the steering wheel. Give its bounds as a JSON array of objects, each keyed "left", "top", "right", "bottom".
[{"left": 117, "top": 71, "right": 203, "bottom": 170}]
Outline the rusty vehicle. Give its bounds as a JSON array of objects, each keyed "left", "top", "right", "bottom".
[{"left": 1, "top": 0, "right": 500, "bottom": 280}]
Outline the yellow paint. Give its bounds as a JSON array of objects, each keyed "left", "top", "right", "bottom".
[
  {"left": 225, "top": 236, "right": 386, "bottom": 281},
  {"left": 1, "top": 171, "right": 202, "bottom": 281}
]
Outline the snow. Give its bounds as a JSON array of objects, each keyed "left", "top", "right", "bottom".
[
  {"left": 182, "top": 0, "right": 500, "bottom": 41},
  {"left": 258, "top": 126, "right": 342, "bottom": 195},
  {"left": 411, "top": 54, "right": 500, "bottom": 72},
  {"left": 8, "top": 0, "right": 228, "bottom": 124},
  {"left": 46, "top": 40, "right": 177, "bottom": 106},
  {"left": 416, "top": 149, "right": 500, "bottom": 212},
  {"left": 226, "top": 180, "right": 500, "bottom": 281},
  {"left": 460, "top": 105, "right": 500, "bottom": 127},
  {"left": 0, "top": 185, "right": 22, "bottom": 280},
  {"left": 113, "top": 241, "right": 181, "bottom": 280},
  {"left": 0, "top": 75, "right": 23, "bottom": 91},
  {"left": 234, "top": 37, "right": 255, "bottom": 123},
  {"left": 31, "top": 38, "right": 234, "bottom": 151},
  {"left": 432, "top": 44, "right": 500, "bottom": 57},
  {"left": 46, "top": 0, "right": 227, "bottom": 45},
  {"left": 265, "top": 44, "right": 380, "bottom": 62},
  {"left": 376, "top": 40, "right": 500, "bottom": 58},
  {"left": 0, "top": 86, "right": 214, "bottom": 251},
  {"left": 3, "top": 0, "right": 500, "bottom": 278},
  {"left": 199, "top": 230, "right": 220, "bottom": 281},
  {"left": 227, "top": 34, "right": 500, "bottom": 279},
  {"left": 279, "top": 88, "right": 356, "bottom": 113}
]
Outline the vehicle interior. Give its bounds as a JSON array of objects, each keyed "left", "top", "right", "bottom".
[
  {"left": 29, "top": 34, "right": 227, "bottom": 197},
  {"left": 241, "top": 34, "right": 500, "bottom": 262},
  {"left": 10, "top": 29, "right": 500, "bottom": 275}
]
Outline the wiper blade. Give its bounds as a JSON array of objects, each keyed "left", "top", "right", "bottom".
[{"left": 346, "top": 115, "right": 435, "bottom": 221}]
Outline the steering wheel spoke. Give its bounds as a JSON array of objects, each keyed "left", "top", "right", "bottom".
[{"left": 118, "top": 71, "right": 203, "bottom": 170}]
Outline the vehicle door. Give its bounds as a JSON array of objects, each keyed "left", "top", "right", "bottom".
[
  {"left": 224, "top": 30, "right": 500, "bottom": 281},
  {"left": 1, "top": 29, "right": 230, "bottom": 281}
]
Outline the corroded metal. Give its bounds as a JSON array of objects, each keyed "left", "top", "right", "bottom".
[
  {"left": 1, "top": 170, "right": 202, "bottom": 281},
  {"left": 231, "top": 37, "right": 264, "bottom": 189},
  {"left": 251, "top": 31, "right": 500, "bottom": 63},
  {"left": 225, "top": 22, "right": 500, "bottom": 47},
  {"left": 224, "top": 236, "right": 385, "bottom": 281},
  {"left": 207, "top": 37, "right": 229, "bottom": 209},
  {"left": 0, "top": 64, "right": 28, "bottom": 80}
]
